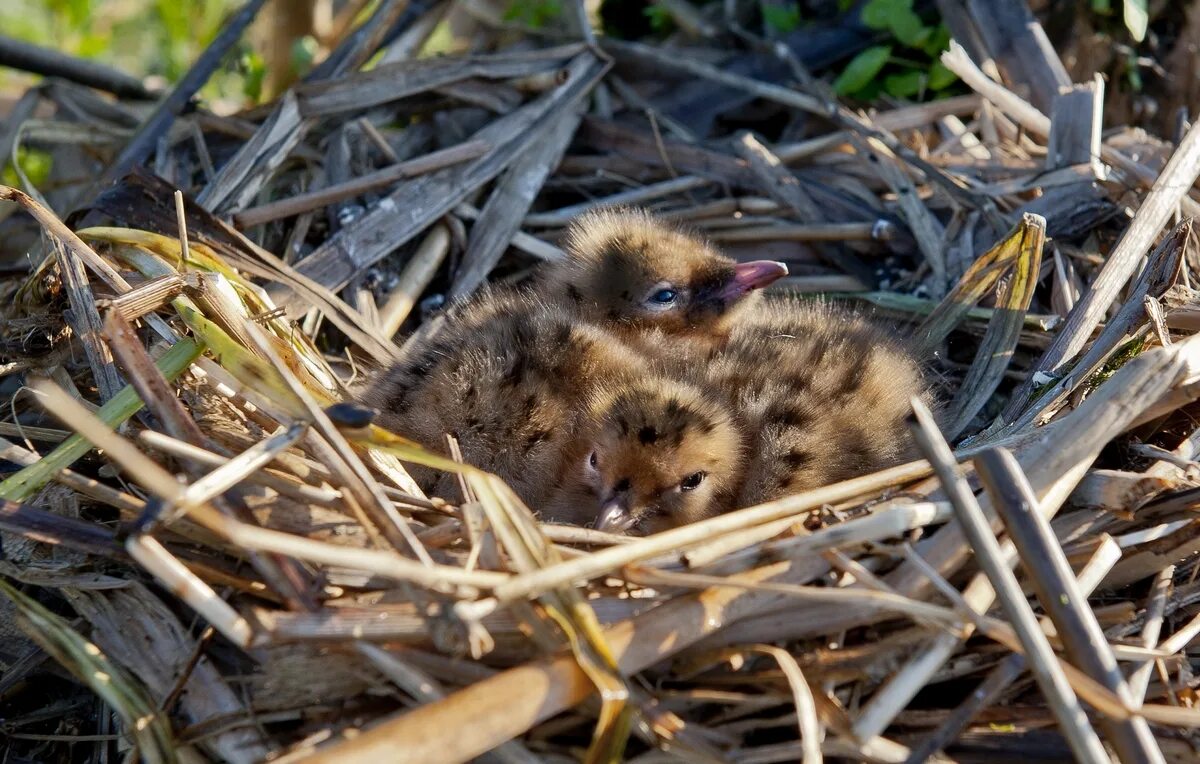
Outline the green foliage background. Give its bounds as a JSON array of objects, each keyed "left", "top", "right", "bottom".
[{"left": 0, "top": 0, "right": 248, "bottom": 102}]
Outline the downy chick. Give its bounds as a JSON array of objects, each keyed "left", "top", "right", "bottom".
[
  {"left": 542, "top": 376, "right": 744, "bottom": 534},
  {"left": 707, "top": 297, "right": 929, "bottom": 508},
  {"left": 556, "top": 301, "right": 928, "bottom": 534},
  {"left": 362, "top": 290, "right": 651, "bottom": 505},
  {"left": 539, "top": 207, "right": 788, "bottom": 347}
]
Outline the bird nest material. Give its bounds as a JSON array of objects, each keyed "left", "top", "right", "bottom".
[{"left": 2, "top": 3, "right": 1200, "bottom": 763}]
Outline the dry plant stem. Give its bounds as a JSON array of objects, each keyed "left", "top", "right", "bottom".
[
  {"left": 0, "top": 436, "right": 143, "bottom": 514},
  {"left": 1003, "top": 219, "right": 1190, "bottom": 430},
  {"left": 176, "top": 424, "right": 308, "bottom": 508},
  {"left": 137, "top": 430, "right": 341, "bottom": 505},
  {"left": 1130, "top": 565, "right": 1173, "bottom": 704},
  {"left": 1157, "top": 607, "right": 1200, "bottom": 656},
  {"left": 601, "top": 39, "right": 826, "bottom": 116},
  {"left": 707, "top": 222, "right": 881, "bottom": 243},
  {"left": 903, "top": 536, "right": 1124, "bottom": 764},
  {"left": 747, "top": 645, "right": 822, "bottom": 764},
  {"left": 96, "top": 0, "right": 267, "bottom": 189},
  {"left": 856, "top": 136, "right": 946, "bottom": 293},
  {"left": 975, "top": 448, "right": 1165, "bottom": 763},
  {"left": 847, "top": 341, "right": 1194, "bottom": 740},
  {"left": 451, "top": 108, "right": 581, "bottom": 299},
  {"left": 233, "top": 140, "right": 490, "bottom": 228},
  {"left": 98, "top": 274, "right": 189, "bottom": 321},
  {"left": 490, "top": 459, "right": 932, "bottom": 603},
  {"left": 174, "top": 189, "right": 191, "bottom": 267},
  {"left": 295, "top": 558, "right": 833, "bottom": 764},
  {"left": 31, "top": 379, "right": 184, "bottom": 500},
  {"left": 30, "top": 379, "right": 497, "bottom": 593},
  {"left": 522, "top": 176, "right": 709, "bottom": 227},
  {"left": 1010, "top": 120, "right": 1200, "bottom": 410},
  {"left": 126, "top": 535, "right": 255, "bottom": 649},
  {"left": 455, "top": 202, "right": 564, "bottom": 261},
  {"left": 102, "top": 310, "right": 207, "bottom": 449},
  {"left": 377, "top": 223, "right": 451, "bottom": 336},
  {"left": 242, "top": 321, "right": 433, "bottom": 564},
  {"left": 0, "top": 186, "right": 176, "bottom": 344},
  {"left": 0, "top": 34, "right": 153, "bottom": 99},
  {"left": 288, "top": 52, "right": 607, "bottom": 296},
  {"left": 903, "top": 400, "right": 1110, "bottom": 764},
  {"left": 103, "top": 308, "right": 319, "bottom": 605},
  {"left": 682, "top": 501, "right": 952, "bottom": 573},
  {"left": 941, "top": 40, "right": 1200, "bottom": 215},
  {"left": 51, "top": 240, "right": 123, "bottom": 403}
]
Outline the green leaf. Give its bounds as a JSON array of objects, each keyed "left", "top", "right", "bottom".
[
  {"left": 928, "top": 60, "right": 958, "bottom": 90},
  {"left": 833, "top": 45, "right": 893, "bottom": 96},
  {"left": 922, "top": 22, "right": 952, "bottom": 57},
  {"left": 861, "top": 0, "right": 911, "bottom": 30},
  {"left": 884, "top": 69, "right": 925, "bottom": 97},
  {"left": 1092, "top": 0, "right": 1112, "bottom": 13},
  {"left": 890, "top": 10, "right": 930, "bottom": 47},
  {"left": 1123, "top": 0, "right": 1147, "bottom": 41},
  {"left": 763, "top": 3, "right": 801, "bottom": 34},
  {"left": 643, "top": 4, "right": 672, "bottom": 32},
  {"left": 861, "top": 0, "right": 927, "bottom": 47}
]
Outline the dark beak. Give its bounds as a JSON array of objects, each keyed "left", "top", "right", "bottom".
[
  {"left": 596, "top": 499, "right": 636, "bottom": 534},
  {"left": 713, "top": 260, "right": 789, "bottom": 301}
]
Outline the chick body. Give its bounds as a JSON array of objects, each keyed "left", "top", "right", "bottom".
[
  {"left": 362, "top": 208, "right": 784, "bottom": 508},
  {"left": 363, "top": 289, "right": 651, "bottom": 504},
  {"left": 708, "top": 297, "right": 928, "bottom": 508},
  {"left": 541, "top": 377, "right": 745, "bottom": 534}
]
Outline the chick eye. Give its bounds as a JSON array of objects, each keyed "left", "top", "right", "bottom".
[
  {"left": 649, "top": 288, "right": 678, "bottom": 304},
  {"left": 680, "top": 471, "right": 706, "bottom": 491}
]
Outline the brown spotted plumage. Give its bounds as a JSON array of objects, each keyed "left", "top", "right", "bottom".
[
  {"left": 540, "top": 207, "right": 787, "bottom": 347},
  {"left": 700, "top": 297, "right": 929, "bottom": 509},
  {"left": 362, "top": 290, "right": 651, "bottom": 505},
  {"left": 541, "top": 377, "right": 744, "bottom": 534},
  {"left": 362, "top": 208, "right": 927, "bottom": 534}
]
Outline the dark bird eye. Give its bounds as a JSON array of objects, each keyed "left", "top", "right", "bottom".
[
  {"left": 650, "top": 288, "right": 678, "bottom": 304},
  {"left": 680, "top": 471, "right": 706, "bottom": 491}
]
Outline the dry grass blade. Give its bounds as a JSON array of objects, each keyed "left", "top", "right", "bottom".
[
  {"left": 975, "top": 448, "right": 1164, "bottom": 763},
  {"left": 946, "top": 213, "right": 1045, "bottom": 437},
  {"left": 0, "top": 579, "right": 178, "bottom": 763},
  {"left": 916, "top": 214, "right": 1045, "bottom": 356},
  {"left": 463, "top": 474, "right": 635, "bottom": 763},
  {"left": 906, "top": 400, "right": 1110, "bottom": 764},
  {"left": 1002, "top": 218, "right": 1191, "bottom": 430}
]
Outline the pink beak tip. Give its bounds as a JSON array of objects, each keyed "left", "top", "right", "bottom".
[{"left": 727, "top": 260, "right": 789, "bottom": 296}]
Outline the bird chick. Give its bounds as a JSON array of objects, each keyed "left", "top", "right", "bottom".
[
  {"left": 361, "top": 290, "right": 652, "bottom": 505},
  {"left": 706, "top": 297, "right": 929, "bottom": 508},
  {"left": 539, "top": 207, "right": 788, "bottom": 346},
  {"left": 542, "top": 377, "right": 744, "bottom": 534}
]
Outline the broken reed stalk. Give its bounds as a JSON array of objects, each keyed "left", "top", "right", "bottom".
[
  {"left": 378, "top": 223, "right": 451, "bottom": 336},
  {"left": 28, "top": 379, "right": 504, "bottom": 595},
  {"left": 974, "top": 448, "right": 1165, "bottom": 763},
  {"left": 1129, "top": 565, "right": 1173, "bottom": 703},
  {"left": 902, "top": 536, "right": 1124, "bottom": 764},
  {"left": 906, "top": 400, "right": 1110, "bottom": 764},
  {"left": 233, "top": 140, "right": 490, "bottom": 228}
]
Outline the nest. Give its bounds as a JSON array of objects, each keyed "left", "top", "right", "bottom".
[{"left": 2, "top": 3, "right": 1200, "bottom": 763}]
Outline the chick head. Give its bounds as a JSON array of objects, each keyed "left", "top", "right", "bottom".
[
  {"left": 550, "top": 208, "right": 787, "bottom": 338},
  {"left": 577, "top": 378, "right": 743, "bottom": 534}
]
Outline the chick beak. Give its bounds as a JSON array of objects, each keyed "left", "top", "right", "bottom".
[
  {"left": 596, "top": 499, "right": 636, "bottom": 534},
  {"left": 713, "top": 260, "right": 789, "bottom": 301}
]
